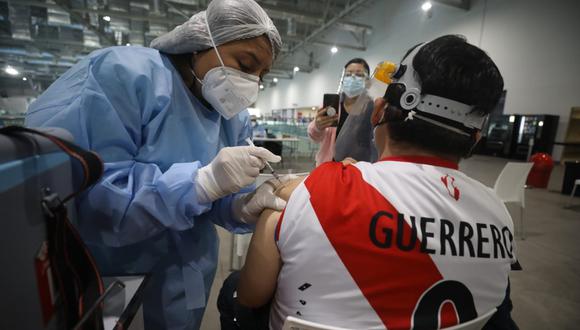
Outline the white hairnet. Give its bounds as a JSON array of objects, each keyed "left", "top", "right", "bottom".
[{"left": 150, "top": 0, "right": 282, "bottom": 58}]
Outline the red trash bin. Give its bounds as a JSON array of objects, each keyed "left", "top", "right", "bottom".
[{"left": 526, "top": 153, "right": 554, "bottom": 188}]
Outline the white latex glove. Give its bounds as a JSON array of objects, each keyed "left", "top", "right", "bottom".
[
  {"left": 232, "top": 175, "right": 296, "bottom": 224},
  {"left": 196, "top": 146, "right": 281, "bottom": 203}
]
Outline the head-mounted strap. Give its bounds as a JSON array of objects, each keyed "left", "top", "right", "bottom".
[
  {"left": 416, "top": 94, "right": 486, "bottom": 130},
  {"left": 387, "top": 41, "right": 487, "bottom": 131}
]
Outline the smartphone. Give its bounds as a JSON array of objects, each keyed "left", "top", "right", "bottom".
[{"left": 323, "top": 93, "right": 340, "bottom": 126}]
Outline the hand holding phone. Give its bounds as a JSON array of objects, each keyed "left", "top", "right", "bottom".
[
  {"left": 315, "top": 108, "right": 338, "bottom": 130},
  {"left": 316, "top": 93, "right": 340, "bottom": 130}
]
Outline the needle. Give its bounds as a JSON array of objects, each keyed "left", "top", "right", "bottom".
[{"left": 245, "top": 137, "right": 282, "bottom": 184}]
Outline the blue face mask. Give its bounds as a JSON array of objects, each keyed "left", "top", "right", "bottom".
[{"left": 342, "top": 76, "right": 366, "bottom": 98}]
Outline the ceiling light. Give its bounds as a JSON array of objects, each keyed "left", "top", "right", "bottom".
[
  {"left": 22, "top": 77, "right": 27, "bottom": 81},
  {"left": 259, "top": 84, "right": 264, "bottom": 90},
  {"left": 508, "top": 115, "right": 515, "bottom": 123},
  {"left": 538, "top": 121, "right": 544, "bottom": 127},
  {"left": 103, "top": 15, "right": 111, "bottom": 22},
  {"left": 293, "top": 66, "right": 300, "bottom": 73},
  {"left": 5, "top": 66, "right": 19, "bottom": 76},
  {"left": 273, "top": 77, "right": 278, "bottom": 83},
  {"left": 311, "top": 106, "right": 316, "bottom": 110},
  {"left": 421, "top": 1, "right": 432, "bottom": 11},
  {"left": 126, "top": 43, "right": 131, "bottom": 46},
  {"left": 331, "top": 46, "right": 338, "bottom": 54}
]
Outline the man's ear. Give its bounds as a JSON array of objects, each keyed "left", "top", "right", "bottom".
[{"left": 371, "top": 98, "right": 387, "bottom": 126}]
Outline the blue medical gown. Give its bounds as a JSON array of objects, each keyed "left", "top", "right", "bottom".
[{"left": 25, "top": 46, "right": 254, "bottom": 329}]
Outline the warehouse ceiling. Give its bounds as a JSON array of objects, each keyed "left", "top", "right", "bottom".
[
  {"left": 0, "top": 0, "right": 469, "bottom": 96},
  {"left": 0, "top": 0, "right": 380, "bottom": 96}
]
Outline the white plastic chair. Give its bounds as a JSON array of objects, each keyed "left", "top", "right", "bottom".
[
  {"left": 569, "top": 179, "right": 580, "bottom": 206},
  {"left": 493, "top": 162, "right": 533, "bottom": 239},
  {"left": 442, "top": 308, "right": 497, "bottom": 330},
  {"left": 282, "top": 308, "right": 496, "bottom": 330}
]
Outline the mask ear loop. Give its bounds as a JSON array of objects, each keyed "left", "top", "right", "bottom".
[
  {"left": 465, "top": 115, "right": 488, "bottom": 157},
  {"left": 373, "top": 103, "right": 389, "bottom": 128},
  {"left": 465, "top": 135, "right": 481, "bottom": 158},
  {"left": 189, "top": 51, "right": 204, "bottom": 86}
]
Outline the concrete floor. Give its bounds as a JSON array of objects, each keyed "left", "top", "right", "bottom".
[{"left": 200, "top": 155, "right": 580, "bottom": 330}]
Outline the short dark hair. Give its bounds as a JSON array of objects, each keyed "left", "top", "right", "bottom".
[
  {"left": 345, "top": 58, "right": 370, "bottom": 75},
  {"left": 385, "top": 35, "right": 504, "bottom": 158}
]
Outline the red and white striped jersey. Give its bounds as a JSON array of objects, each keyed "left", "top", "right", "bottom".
[{"left": 270, "top": 156, "right": 516, "bottom": 330}]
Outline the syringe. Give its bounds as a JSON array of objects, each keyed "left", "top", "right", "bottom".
[{"left": 245, "top": 137, "right": 282, "bottom": 184}]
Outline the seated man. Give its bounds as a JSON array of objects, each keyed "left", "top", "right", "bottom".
[{"left": 219, "top": 35, "right": 518, "bottom": 330}]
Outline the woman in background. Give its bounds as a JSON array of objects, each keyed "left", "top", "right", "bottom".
[{"left": 307, "top": 58, "right": 377, "bottom": 166}]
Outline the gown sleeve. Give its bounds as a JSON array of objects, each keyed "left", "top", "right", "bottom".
[{"left": 198, "top": 112, "right": 255, "bottom": 234}]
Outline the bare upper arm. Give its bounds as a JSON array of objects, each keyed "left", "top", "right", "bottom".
[
  {"left": 237, "top": 176, "right": 306, "bottom": 308},
  {"left": 237, "top": 209, "right": 282, "bottom": 307}
]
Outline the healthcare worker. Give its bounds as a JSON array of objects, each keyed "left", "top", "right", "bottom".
[{"left": 25, "top": 0, "right": 284, "bottom": 329}]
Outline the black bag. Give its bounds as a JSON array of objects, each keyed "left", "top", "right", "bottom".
[{"left": 0, "top": 126, "right": 104, "bottom": 330}]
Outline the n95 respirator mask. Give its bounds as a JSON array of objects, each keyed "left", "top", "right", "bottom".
[{"left": 201, "top": 66, "right": 259, "bottom": 120}]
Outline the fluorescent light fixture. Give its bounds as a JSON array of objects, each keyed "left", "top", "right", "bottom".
[
  {"left": 538, "top": 121, "right": 544, "bottom": 127},
  {"left": 421, "top": 1, "right": 432, "bottom": 11},
  {"left": 331, "top": 46, "right": 338, "bottom": 54},
  {"left": 103, "top": 15, "right": 111, "bottom": 22},
  {"left": 22, "top": 77, "right": 27, "bottom": 81},
  {"left": 273, "top": 77, "right": 278, "bottom": 83},
  {"left": 259, "top": 84, "right": 264, "bottom": 90},
  {"left": 293, "top": 66, "right": 300, "bottom": 73},
  {"left": 508, "top": 115, "right": 515, "bottom": 123},
  {"left": 5, "top": 66, "right": 19, "bottom": 76}
]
